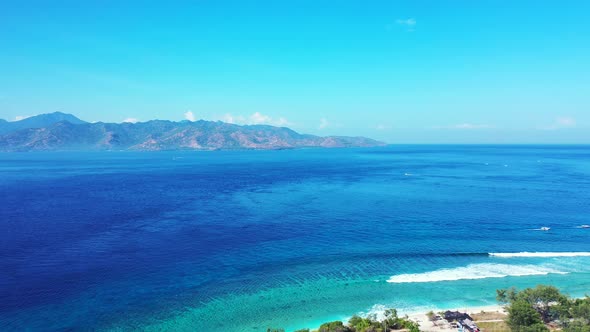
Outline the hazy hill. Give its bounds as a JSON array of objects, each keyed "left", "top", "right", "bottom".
[
  {"left": 0, "top": 112, "right": 87, "bottom": 135},
  {"left": 0, "top": 113, "right": 386, "bottom": 151}
]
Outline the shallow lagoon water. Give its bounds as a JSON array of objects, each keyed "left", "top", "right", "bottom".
[{"left": 1, "top": 145, "right": 589, "bottom": 331}]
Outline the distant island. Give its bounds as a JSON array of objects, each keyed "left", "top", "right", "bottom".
[{"left": 0, "top": 112, "right": 386, "bottom": 152}]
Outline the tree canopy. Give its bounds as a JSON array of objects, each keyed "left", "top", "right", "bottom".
[{"left": 498, "top": 285, "right": 590, "bottom": 332}]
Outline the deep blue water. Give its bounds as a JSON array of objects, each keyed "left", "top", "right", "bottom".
[{"left": 1, "top": 145, "right": 590, "bottom": 331}]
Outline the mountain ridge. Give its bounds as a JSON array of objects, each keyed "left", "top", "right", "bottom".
[
  {"left": 0, "top": 113, "right": 386, "bottom": 151},
  {"left": 0, "top": 112, "right": 87, "bottom": 135}
]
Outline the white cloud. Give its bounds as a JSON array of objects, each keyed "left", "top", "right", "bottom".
[
  {"left": 396, "top": 18, "right": 416, "bottom": 26},
  {"left": 396, "top": 18, "right": 416, "bottom": 31},
  {"left": 123, "top": 118, "right": 139, "bottom": 123},
  {"left": 184, "top": 111, "right": 195, "bottom": 122},
  {"left": 222, "top": 113, "right": 236, "bottom": 124},
  {"left": 222, "top": 114, "right": 234, "bottom": 124},
  {"left": 14, "top": 115, "right": 31, "bottom": 121},
  {"left": 221, "top": 112, "right": 290, "bottom": 126},
  {"left": 540, "top": 116, "right": 576, "bottom": 130},
  {"left": 376, "top": 124, "right": 392, "bottom": 131},
  {"left": 556, "top": 117, "right": 576, "bottom": 127},
  {"left": 249, "top": 112, "right": 272, "bottom": 124},
  {"left": 275, "top": 117, "right": 289, "bottom": 126},
  {"left": 431, "top": 123, "right": 493, "bottom": 130},
  {"left": 319, "top": 118, "right": 329, "bottom": 129},
  {"left": 453, "top": 123, "right": 493, "bottom": 129}
]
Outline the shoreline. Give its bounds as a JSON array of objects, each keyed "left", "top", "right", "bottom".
[
  {"left": 306, "top": 304, "right": 507, "bottom": 332},
  {"left": 405, "top": 305, "right": 506, "bottom": 332},
  {"left": 403, "top": 304, "right": 504, "bottom": 316}
]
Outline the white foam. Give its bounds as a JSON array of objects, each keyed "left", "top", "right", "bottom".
[
  {"left": 355, "top": 303, "right": 437, "bottom": 321},
  {"left": 531, "top": 227, "right": 550, "bottom": 231},
  {"left": 387, "top": 263, "right": 567, "bottom": 283},
  {"left": 357, "top": 304, "right": 389, "bottom": 321},
  {"left": 490, "top": 252, "right": 590, "bottom": 258}
]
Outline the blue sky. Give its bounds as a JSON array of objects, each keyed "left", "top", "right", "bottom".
[{"left": 1, "top": 1, "right": 589, "bottom": 143}]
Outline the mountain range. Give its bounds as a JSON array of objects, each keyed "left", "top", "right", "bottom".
[
  {"left": 0, "top": 112, "right": 386, "bottom": 151},
  {"left": 0, "top": 112, "right": 86, "bottom": 135}
]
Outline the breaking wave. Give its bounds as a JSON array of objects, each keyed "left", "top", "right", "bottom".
[
  {"left": 387, "top": 263, "right": 567, "bottom": 283},
  {"left": 489, "top": 252, "right": 590, "bottom": 258}
]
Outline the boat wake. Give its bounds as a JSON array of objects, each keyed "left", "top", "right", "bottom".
[{"left": 387, "top": 263, "right": 567, "bottom": 283}]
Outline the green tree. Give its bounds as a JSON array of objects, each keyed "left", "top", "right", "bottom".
[
  {"left": 516, "top": 285, "right": 568, "bottom": 322},
  {"left": 348, "top": 315, "right": 372, "bottom": 332},
  {"left": 563, "top": 320, "right": 590, "bottom": 332},
  {"left": 383, "top": 308, "right": 402, "bottom": 329},
  {"left": 507, "top": 299, "right": 548, "bottom": 332},
  {"left": 497, "top": 287, "right": 518, "bottom": 305},
  {"left": 318, "top": 320, "right": 352, "bottom": 332},
  {"left": 570, "top": 297, "right": 590, "bottom": 322},
  {"left": 349, "top": 315, "right": 385, "bottom": 332},
  {"left": 404, "top": 320, "right": 421, "bottom": 332},
  {"left": 560, "top": 296, "right": 590, "bottom": 331}
]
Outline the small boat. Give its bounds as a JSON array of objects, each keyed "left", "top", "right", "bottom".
[
  {"left": 579, "top": 225, "right": 590, "bottom": 229},
  {"left": 540, "top": 227, "right": 550, "bottom": 231}
]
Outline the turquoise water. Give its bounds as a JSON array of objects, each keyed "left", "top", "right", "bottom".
[{"left": 1, "top": 145, "right": 589, "bottom": 331}]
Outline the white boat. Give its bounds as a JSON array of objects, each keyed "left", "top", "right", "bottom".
[
  {"left": 540, "top": 227, "right": 550, "bottom": 231},
  {"left": 579, "top": 225, "right": 590, "bottom": 229}
]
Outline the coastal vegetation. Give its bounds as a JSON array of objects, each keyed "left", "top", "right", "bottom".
[
  {"left": 268, "top": 285, "right": 589, "bottom": 332},
  {"left": 497, "top": 285, "right": 590, "bottom": 332},
  {"left": 268, "top": 308, "right": 419, "bottom": 332}
]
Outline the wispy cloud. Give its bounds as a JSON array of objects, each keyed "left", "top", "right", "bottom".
[
  {"left": 319, "top": 118, "right": 329, "bottom": 129},
  {"left": 539, "top": 116, "right": 576, "bottom": 130},
  {"left": 395, "top": 18, "right": 416, "bottom": 31},
  {"left": 375, "top": 124, "right": 392, "bottom": 131},
  {"left": 123, "top": 118, "right": 139, "bottom": 123},
  {"left": 396, "top": 18, "right": 416, "bottom": 26},
  {"left": 273, "top": 117, "right": 290, "bottom": 126},
  {"left": 14, "top": 115, "right": 31, "bottom": 121},
  {"left": 556, "top": 117, "right": 576, "bottom": 127},
  {"left": 221, "top": 112, "right": 290, "bottom": 126},
  {"left": 453, "top": 123, "right": 493, "bottom": 129},
  {"left": 184, "top": 111, "right": 195, "bottom": 122},
  {"left": 433, "top": 123, "right": 494, "bottom": 130},
  {"left": 222, "top": 114, "right": 244, "bottom": 124},
  {"left": 249, "top": 112, "right": 272, "bottom": 124}
]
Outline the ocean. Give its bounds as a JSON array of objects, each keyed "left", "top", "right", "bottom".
[{"left": 1, "top": 145, "right": 589, "bottom": 331}]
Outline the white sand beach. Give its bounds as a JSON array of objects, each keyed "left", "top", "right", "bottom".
[
  {"left": 405, "top": 305, "right": 506, "bottom": 332},
  {"left": 308, "top": 305, "right": 507, "bottom": 332}
]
